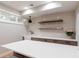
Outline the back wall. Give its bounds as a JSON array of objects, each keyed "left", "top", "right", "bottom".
[{"left": 29, "top": 11, "right": 75, "bottom": 39}]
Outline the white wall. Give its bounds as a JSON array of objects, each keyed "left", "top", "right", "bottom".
[
  {"left": 0, "top": 22, "right": 27, "bottom": 54},
  {"left": 30, "top": 11, "right": 75, "bottom": 39},
  {"left": 76, "top": 4, "right": 79, "bottom": 46},
  {"left": 0, "top": 4, "right": 27, "bottom": 54}
]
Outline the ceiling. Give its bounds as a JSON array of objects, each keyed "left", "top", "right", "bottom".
[
  {"left": 0, "top": 1, "right": 47, "bottom": 11},
  {"left": 0, "top": 1, "right": 79, "bottom": 18}
]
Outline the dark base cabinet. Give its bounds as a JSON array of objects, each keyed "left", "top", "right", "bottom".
[
  {"left": 31, "top": 38, "right": 77, "bottom": 46},
  {"left": 13, "top": 52, "right": 32, "bottom": 58}
]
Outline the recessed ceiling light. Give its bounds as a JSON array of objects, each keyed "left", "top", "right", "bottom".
[
  {"left": 45, "top": 1, "right": 52, "bottom": 3},
  {"left": 24, "top": 7, "right": 29, "bottom": 10},
  {"left": 42, "top": 2, "right": 62, "bottom": 11},
  {"left": 22, "top": 9, "right": 33, "bottom": 15}
]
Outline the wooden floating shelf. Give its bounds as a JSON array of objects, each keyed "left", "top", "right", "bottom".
[
  {"left": 39, "top": 28, "right": 63, "bottom": 30},
  {"left": 39, "top": 19, "right": 63, "bottom": 24}
]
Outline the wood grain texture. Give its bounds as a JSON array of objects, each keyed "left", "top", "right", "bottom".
[{"left": 31, "top": 37, "right": 77, "bottom": 46}]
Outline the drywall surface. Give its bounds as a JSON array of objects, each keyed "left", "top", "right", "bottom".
[
  {"left": 76, "top": 4, "right": 79, "bottom": 46},
  {"left": 0, "top": 3, "right": 26, "bottom": 54},
  {"left": 30, "top": 11, "right": 75, "bottom": 39},
  {"left": 0, "top": 22, "right": 27, "bottom": 54}
]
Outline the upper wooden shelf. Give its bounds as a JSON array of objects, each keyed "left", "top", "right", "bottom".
[
  {"left": 39, "top": 19, "right": 63, "bottom": 24},
  {"left": 39, "top": 27, "right": 63, "bottom": 30}
]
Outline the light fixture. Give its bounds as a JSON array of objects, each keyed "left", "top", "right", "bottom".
[
  {"left": 28, "top": 16, "right": 32, "bottom": 23},
  {"left": 45, "top": 1, "right": 53, "bottom": 3},
  {"left": 42, "top": 2, "right": 62, "bottom": 11},
  {"left": 22, "top": 9, "right": 33, "bottom": 15},
  {"left": 24, "top": 7, "right": 29, "bottom": 10}
]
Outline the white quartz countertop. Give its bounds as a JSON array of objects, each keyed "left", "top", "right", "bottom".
[
  {"left": 2, "top": 40, "right": 79, "bottom": 58},
  {"left": 31, "top": 36, "right": 76, "bottom": 41}
]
